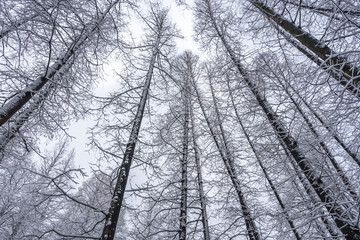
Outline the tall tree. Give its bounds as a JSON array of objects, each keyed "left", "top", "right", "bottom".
[
  {"left": 226, "top": 75, "right": 302, "bottom": 240},
  {"left": 177, "top": 54, "right": 191, "bottom": 240},
  {"left": 247, "top": 0, "right": 360, "bottom": 96},
  {"left": 193, "top": 65, "right": 261, "bottom": 240},
  {"left": 173, "top": 52, "right": 211, "bottom": 239},
  {"left": 0, "top": 0, "right": 127, "bottom": 127},
  {"left": 194, "top": 0, "right": 360, "bottom": 238},
  {"left": 100, "top": 5, "right": 178, "bottom": 239}
]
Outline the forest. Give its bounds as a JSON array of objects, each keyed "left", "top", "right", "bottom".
[{"left": 0, "top": 0, "right": 360, "bottom": 239}]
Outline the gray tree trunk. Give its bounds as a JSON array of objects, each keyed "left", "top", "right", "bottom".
[{"left": 179, "top": 63, "right": 190, "bottom": 240}]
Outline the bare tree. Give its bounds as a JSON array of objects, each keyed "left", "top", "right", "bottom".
[
  {"left": 192, "top": 64, "right": 261, "bottom": 240},
  {"left": 100, "top": 5, "right": 178, "bottom": 239},
  {"left": 194, "top": 0, "right": 360, "bottom": 238},
  {"left": 0, "top": 0, "right": 127, "bottom": 127},
  {"left": 247, "top": 0, "right": 360, "bottom": 96},
  {"left": 0, "top": 139, "right": 88, "bottom": 239},
  {"left": 226, "top": 75, "right": 302, "bottom": 240}
]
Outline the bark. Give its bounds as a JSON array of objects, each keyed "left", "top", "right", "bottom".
[
  {"left": 100, "top": 36, "right": 160, "bottom": 240},
  {"left": 189, "top": 89, "right": 210, "bottom": 240},
  {"left": 0, "top": 84, "right": 52, "bottom": 160},
  {"left": 0, "top": 0, "right": 122, "bottom": 127},
  {"left": 285, "top": 80, "right": 360, "bottom": 168},
  {"left": 179, "top": 70, "right": 190, "bottom": 240},
  {"left": 226, "top": 78, "right": 302, "bottom": 240},
  {"left": 202, "top": 0, "right": 360, "bottom": 238},
  {"left": 272, "top": 71, "right": 359, "bottom": 204},
  {"left": 249, "top": 0, "right": 360, "bottom": 96},
  {"left": 193, "top": 73, "right": 261, "bottom": 240}
]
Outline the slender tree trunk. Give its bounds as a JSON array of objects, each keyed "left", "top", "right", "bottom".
[
  {"left": 190, "top": 98, "right": 210, "bottom": 240},
  {"left": 179, "top": 73, "right": 190, "bottom": 240},
  {"left": 285, "top": 153, "right": 342, "bottom": 239},
  {"left": 249, "top": 0, "right": 360, "bottom": 96},
  {"left": 0, "top": 0, "right": 121, "bottom": 127},
  {"left": 285, "top": 79, "right": 360, "bottom": 168},
  {"left": 226, "top": 78, "right": 302, "bottom": 240},
  {"left": 193, "top": 74, "right": 261, "bottom": 240},
  {"left": 0, "top": 84, "right": 52, "bottom": 159},
  {"left": 202, "top": 0, "right": 360, "bottom": 238},
  {"left": 100, "top": 37, "right": 160, "bottom": 240},
  {"left": 270, "top": 71, "right": 359, "bottom": 204}
]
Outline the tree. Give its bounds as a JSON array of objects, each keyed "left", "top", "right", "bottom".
[
  {"left": 100, "top": 4, "right": 178, "bottom": 239},
  {"left": 0, "top": 0, "right": 130, "bottom": 157},
  {"left": 193, "top": 63, "right": 261, "bottom": 239},
  {"left": 194, "top": 0, "right": 360, "bottom": 238},
  {"left": 248, "top": 0, "right": 360, "bottom": 96},
  {"left": 226, "top": 74, "right": 302, "bottom": 240},
  {"left": 0, "top": 139, "right": 86, "bottom": 239}
]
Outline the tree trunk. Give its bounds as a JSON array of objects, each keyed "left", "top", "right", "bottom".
[
  {"left": 100, "top": 36, "right": 160, "bottom": 240},
  {"left": 226, "top": 78, "right": 302, "bottom": 240},
  {"left": 0, "top": 0, "right": 121, "bottom": 127},
  {"left": 179, "top": 69, "right": 190, "bottom": 240},
  {"left": 190, "top": 97, "right": 211, "bottom": 240},
  {"left": 193, "top": 73, "right": 261, "bottom": 240},
  {"left": 249, "top": 0, "right": 360, "bottom": 96}
]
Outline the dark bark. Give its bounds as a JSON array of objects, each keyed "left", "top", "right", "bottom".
[
  {"left": 0, "top": 0, "right": 121, "bottom": 127},
  {"left": 193, "top": 71, "right": 261, "bottom": 240},
  {"left": 179, "top": 67, "right": 190, "bottom": 240},
  {"left": 250, "top": 0, "right": 360, "bottom": 97},
  {"left": 100, "top": 37, "right": 160, "bottom": 240},
  {"left": 226, "top": 78, "right": 302, "bottom": 240}
]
